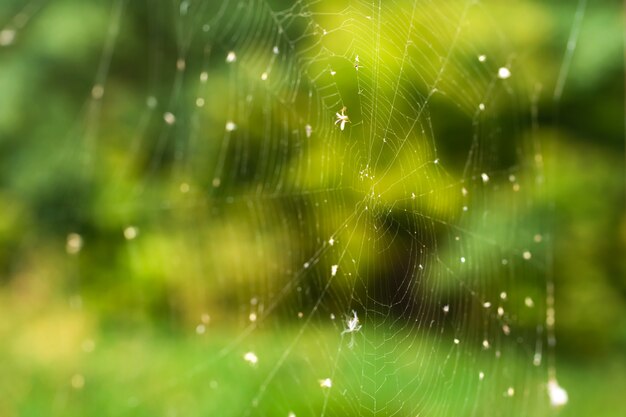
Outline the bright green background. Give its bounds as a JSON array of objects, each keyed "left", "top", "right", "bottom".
[{"left": 0, "top": 1, "right": 624, "bottom": 416}]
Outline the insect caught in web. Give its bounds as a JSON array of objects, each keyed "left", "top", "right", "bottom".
[
  {"left": 341, "top": 310, "right": 362, "bottom": 348},
  {"left": 335, "top": 106, "right": 350, "bottom": 131}
]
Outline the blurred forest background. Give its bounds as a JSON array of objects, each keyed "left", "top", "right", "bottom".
[{"left": 0, "top": 0, "right": 624, "bottom": 416}]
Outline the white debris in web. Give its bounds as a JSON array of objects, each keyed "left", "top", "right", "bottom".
[
  {"left": 506, "top": 387, "right": 515, "bottom": 397},
  {"left": 319, "top": 378, "right": 332, "bottom": 388},
  {"left": 91, "top": 84, "right": 104, "bottom": 99},
  {"left": 481, "top": 173, "right": 489, "bottom": 183},
  {"left": 0, "top": 29, "right": 16, "bottom": 46},
  {"left": 547, "top": 379, "right": 568, "bottom": 407},
  {"left": 225, "top": 121, "right": 237, "bottom": 132},
  {"left": 525, "top": 297, "right": 535, "bottom": 308},
  {"left": 163, "top": 112, "right": 176, "bottom": 125},
  {"left": 341, "top": 310, "right": 361, "bottom": 335},
  {"left": 523, "top": 250, "right": 532, "bottom": 260},
  {"left": 498, "top": 67, "right": 511, "bottom": 79},
  {"left": 243, "top": 351, "right": 258, "bottom": 365},
  {"left": 179, "top": 1, "right": 189, "bottom": 15},
  {"left": 354, "top": 54, "right": 361, "bottom": 71},
  {"left": 478, "top": 54, "right": 486, "bottom": 62},
  {"left": 226, "top": 51, "right": 237, "bottom": 63},
  {"left": 331, "top": 264, "right": 338, "bottom": 276},
  {"left": 124, "top": 226, "right": 139, "bottom": 240},
  {"left": 66, "top": 233, "right": 83, "bottom": 254},
  {"left": 305, "top": 124, "right": 313, "bottom": 138}
]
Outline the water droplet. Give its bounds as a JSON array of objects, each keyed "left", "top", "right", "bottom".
[
  {"left": 498, "top": 67, "right": 511, "bottom": 79},
  {"left": 548, "top": 379, "right": 568, "bottom": 407},
  {"left": 319, "top": 378, "right": 332, "bottom": 388},
  {"left": 123, "top": 226, "right": 139, "bottom": 240},
  {"left": 0, "top": 29, "right": 16, "bottom": 46},
  {"left": 225, "top": 121, "right": 237, "bottom": 131},
  {"left": 66, "top": 233, "right": 83, "bottom": 254},
  {"left": 226, "top": 51, "right": 237, "bottom": 63},
  {"left": 91, "top": 84, "right": 104, "bottom": 99},
  {"left": 243, "top": 352, "right": 258, "bottom": 365},
  {"left": 163, "top": 112, "right": 176, "bottom": 125}
]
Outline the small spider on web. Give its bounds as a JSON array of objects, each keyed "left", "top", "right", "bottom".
[
  {"left": 335, "top": 106, "right": 350, "bottom": 131},
  {"left": 341, "top": 310, "right": 362, "bottom": 348}
]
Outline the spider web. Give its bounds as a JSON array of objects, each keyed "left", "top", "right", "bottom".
[{"left": 0, "top": 0, "right": 573, "bottom": 416}]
